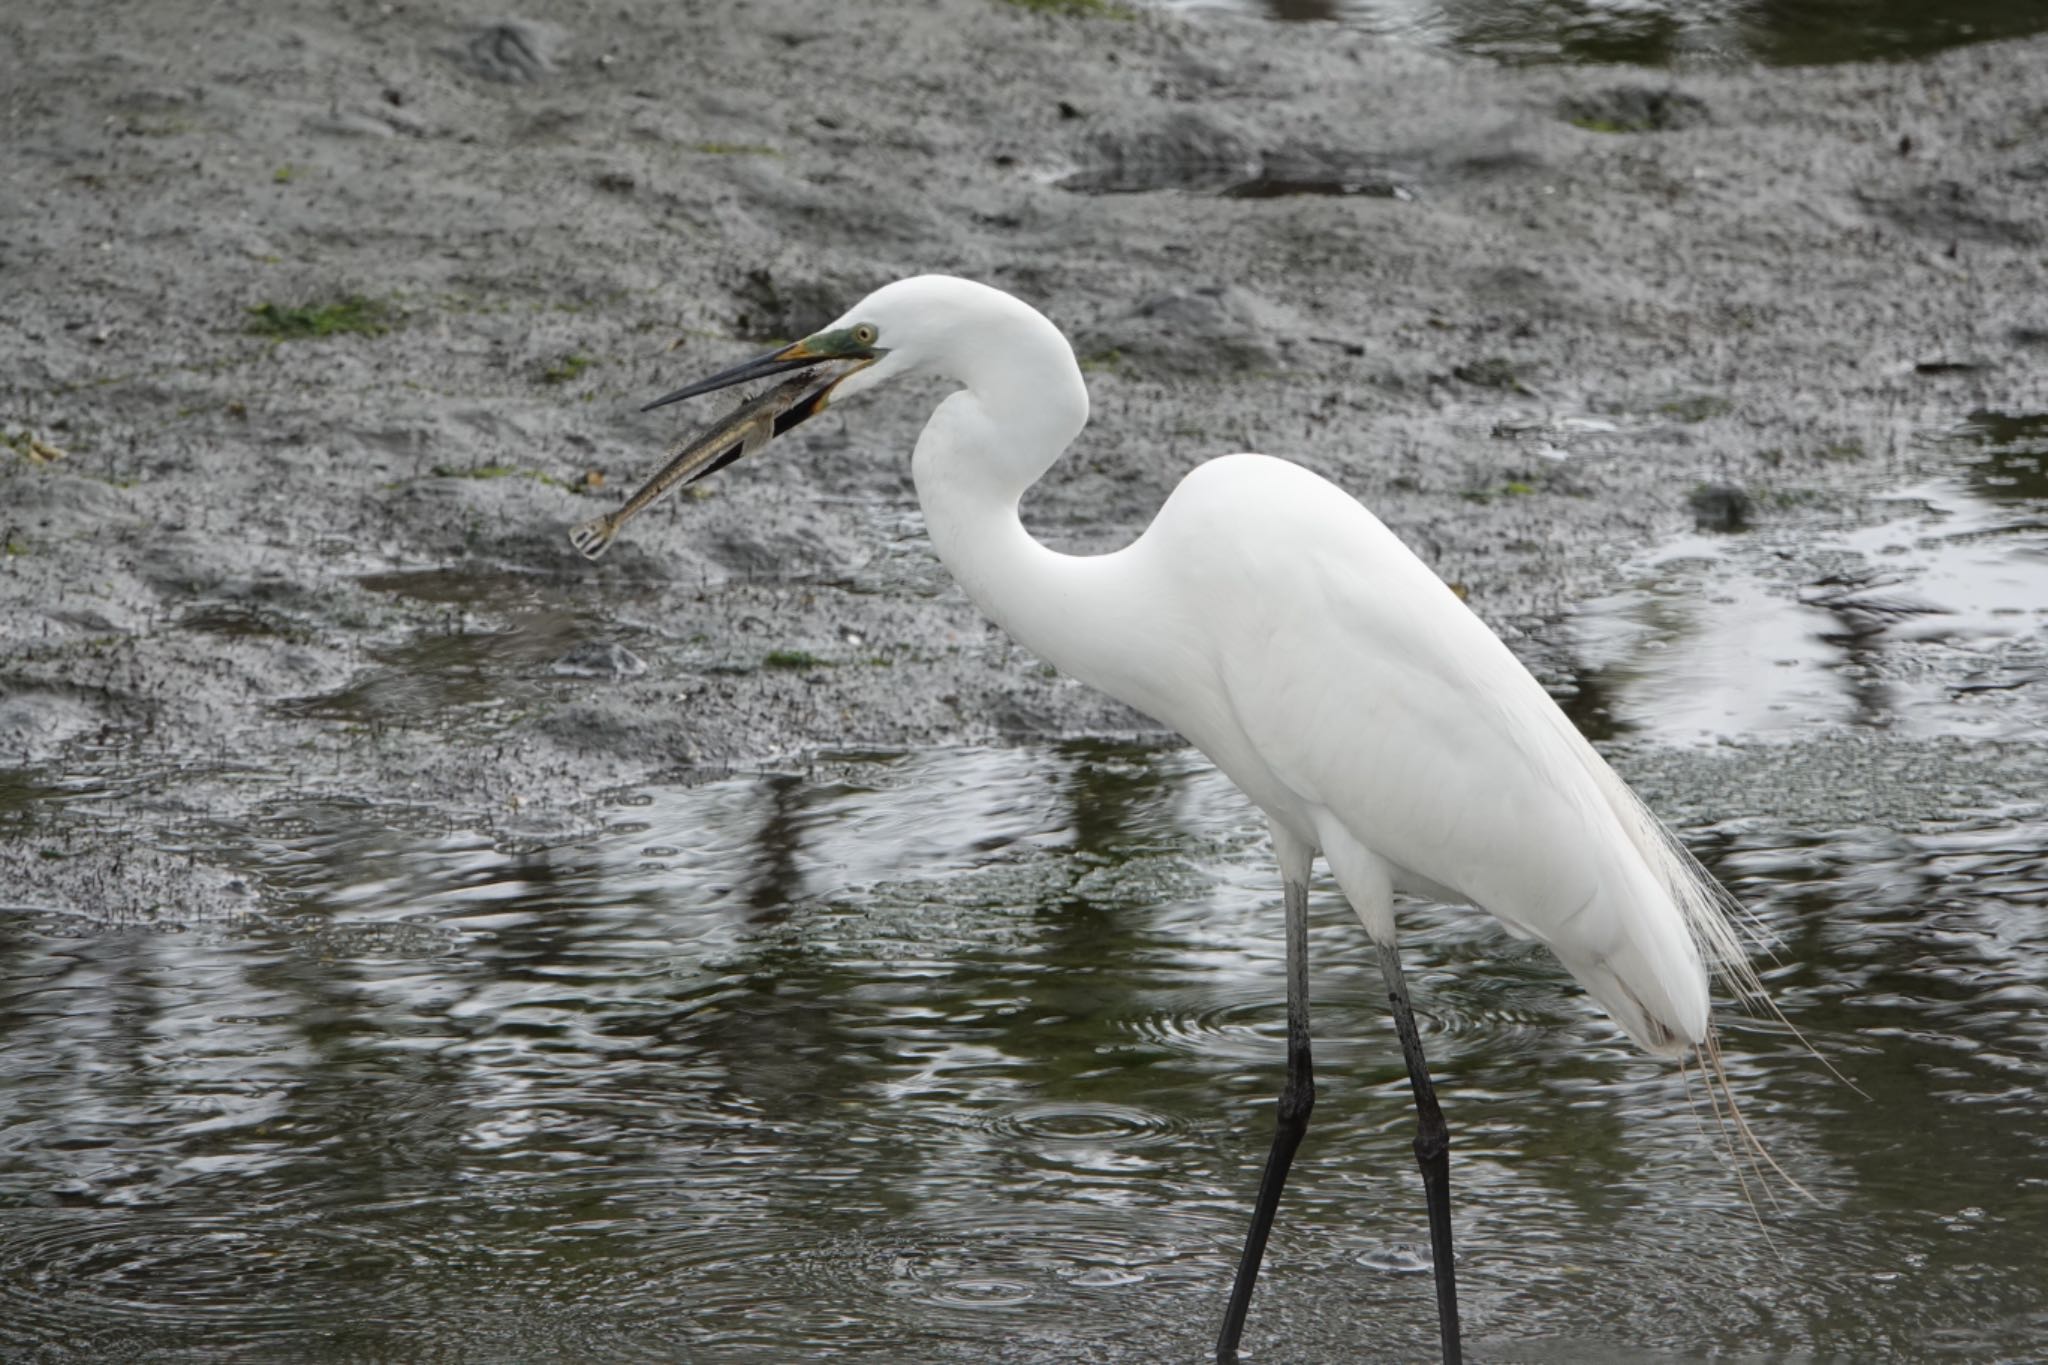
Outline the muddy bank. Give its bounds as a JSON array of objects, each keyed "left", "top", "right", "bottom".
[{"left": 4, "top": 0, "right": 2047, "bottom": 915}]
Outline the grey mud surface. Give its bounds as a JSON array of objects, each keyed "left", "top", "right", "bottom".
[{"left": 4, "top": 1, "right": 2047, "bottom": 917}]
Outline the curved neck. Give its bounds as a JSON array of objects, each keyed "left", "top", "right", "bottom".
[{"left": 909, "top": 369, "right": 1161, "bottom": 718}]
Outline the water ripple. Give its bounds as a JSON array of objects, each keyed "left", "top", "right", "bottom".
[
  {"left": 5, "top": 733, "right": 2046, "bottom": 1360},
  {"left": 0, "top": 1210, "right": 422, "bottom": 1354},
  {"left": 983, "top": 1099, "right": 1189, "bottom": 1147}
]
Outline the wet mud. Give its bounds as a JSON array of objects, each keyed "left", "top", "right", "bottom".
[{"left": 7, "top": 1, "right": 2046, "bottom": 902}]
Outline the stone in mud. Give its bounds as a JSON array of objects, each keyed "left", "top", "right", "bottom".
[
  {"left": 1559, "top": 86, "right": 1710, "bottom": 133},
  {"left": 1688, "top": 482, "right": 1752, "bottom": 533},
  {"left": 447, "top": 20, "right": 561, "bottom": 84},
  {"left": 1452, "top": 357, "right": 1529, "bottom": 391}
]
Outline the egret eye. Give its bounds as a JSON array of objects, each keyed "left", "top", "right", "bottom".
[{"left": 852, "top": 323, "right": 878, "bottom": 347}]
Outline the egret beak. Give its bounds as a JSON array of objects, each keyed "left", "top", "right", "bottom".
[
  {"left": 641, "top": 327, "right": 881, "bottom": 454},
  {"left": 641, "top": 330, "right": 882, "bottom": 412},
  {"left": 643, "top": 340, "right": 828, "bottom": 412},
  {"left": 643, "top": 332, "right": 880, "bottom": 456}
]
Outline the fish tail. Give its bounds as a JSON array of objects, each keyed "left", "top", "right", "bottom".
[{"left": 567, "top": 515, "right": 617, "bottom": 561}]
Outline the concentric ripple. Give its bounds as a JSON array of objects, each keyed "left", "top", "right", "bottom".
[
  {"left": 1118, "top": 990, "right": 1292, "bottom": 1066},
  {"left": 984, "top": 1099, "right": 1190, "bottom": 1147},
  {"left": 0, "top": 1210, "right": 420, "bottom": 1355},
  {"left": 635, "top": 1203, "right": 1226, "bottom": 1355}
]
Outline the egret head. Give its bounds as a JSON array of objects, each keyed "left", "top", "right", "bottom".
[
  {"left": 639, "top": 308, "right": 887, "bottom": 421},
  {"left": 640, "top": 275, "right": 1077, "bottom": 455},
  {"left": 568, "top": 277, "right": 1090, "bottom": 553}
]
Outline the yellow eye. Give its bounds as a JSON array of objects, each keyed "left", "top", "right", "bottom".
[{"left": 852, "top": 323, "right": 878, "bottom": 347}]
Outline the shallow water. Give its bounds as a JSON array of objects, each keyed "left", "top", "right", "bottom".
[
  {"left": 6, "top": 745, "right": 2048, "bottom": 1361},
  {"left": 6, "top": 420, "right": 2048, "bottom": 1360},
  {"left": 1164, "top": 0, "right": 2048, "bottom": 66},
  {"left": 1571, "top": 412, "right": 2048, "bottom": 747}
]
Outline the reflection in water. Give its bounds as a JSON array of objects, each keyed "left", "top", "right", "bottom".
[
  {"left": 4, "top": 737, "right": 2047, "bottom": 1360},
  {"left": 739, "top": 774, "right": 811, "bottom": 921},
  {"left": 1170, "top": 0, "right": 2048, "bottom": 66},
  {"left": 1570, "top": 414, "right": 2048, "bottom": 746},
  {"left": 1268, "top": 0, "right": 1338, "bottom": 19},
  {"left": 1574, "top": 557, "right": 1846, "bottom": 743},
  {"left": 1959, "top": 409, "right": 2048, "bottom": 503}
]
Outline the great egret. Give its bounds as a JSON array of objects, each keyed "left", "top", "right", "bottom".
[{"left": 580, "top": 275, "right": 1779, "bottom": 1363}]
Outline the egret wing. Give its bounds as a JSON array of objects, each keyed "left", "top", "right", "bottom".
[{"left": 1128, "top": 455, "right": 1709, "bottom": 1046}]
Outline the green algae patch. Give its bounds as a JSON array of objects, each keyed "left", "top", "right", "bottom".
[{"left": 247, "top": 295, "right": 394, "bottom": 340}]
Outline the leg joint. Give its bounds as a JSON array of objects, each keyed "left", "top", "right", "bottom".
[{"left": 1276, "top": 1078, "right": 1316, "bottom": 1129}]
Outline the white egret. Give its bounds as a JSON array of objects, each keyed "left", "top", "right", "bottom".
[{"left": 587, "top": 276, "right": 1782, "bottom": 1363}]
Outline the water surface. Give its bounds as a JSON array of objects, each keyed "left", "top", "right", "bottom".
[
  {"left": 5, "top": 734, "right": 2046, "bottom": 1361},
  {"left": 1163, "top": 0, "right": 2048, "bottom": 66}
]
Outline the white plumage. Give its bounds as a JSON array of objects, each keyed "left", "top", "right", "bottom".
[
  {"left": 843, "top": 275, "right": 1747, "bottom": 1057},
  {"left": 625, "top": 273, "right": 1778, "bottom": 1364}
]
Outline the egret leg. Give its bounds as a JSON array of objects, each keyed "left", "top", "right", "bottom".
[
  {"left": 1216, "top": 876, "right": 1313, "bottom": 1363},
  {"left": 1377, "top": 941, "right": 1463, "bottom": 1365}
]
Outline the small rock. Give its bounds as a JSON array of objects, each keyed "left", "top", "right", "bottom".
[
  {"left": 1452, "top": 357, "right": 1528, "bottom": 391},
  {"left": 447, "top": 20, "right": 560, "bottom": 84},
  {"left": 107, "top": 86, "right": 203, "bottom": 115},
  {"left": 1356, "top": 1241, "right": 1434, "bottom": 1276},
  {"left": 1559, "top": 87, "right": 1709, "bottom": 133},
  {"left": 1688, "top": 482, "right": 1752, "bottom": 533}
]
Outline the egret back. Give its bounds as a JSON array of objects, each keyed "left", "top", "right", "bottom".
[
  {"left": 1117, "top": 455, "right": 1746, "bottom": 1056},
  {"left": 885, "top": 281, "right": 1753, "bottom": 1058}
]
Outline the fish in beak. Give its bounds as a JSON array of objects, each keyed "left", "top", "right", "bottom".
[{"left": 568, "top": 330, "right": 880, "bottom": 561}]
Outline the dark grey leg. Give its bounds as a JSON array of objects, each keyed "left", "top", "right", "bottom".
[
  {"left": 1377, "top": 940, "right": 1463, "bottom": 1365},
  {"left": 1216, "top": 877, "right": 1313, "bottom": 1363}
]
